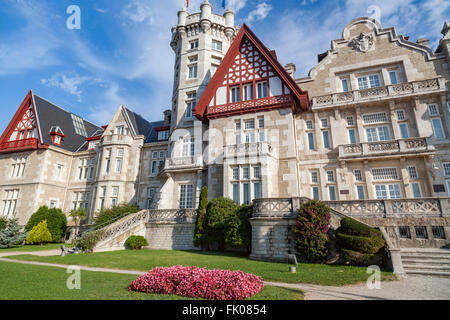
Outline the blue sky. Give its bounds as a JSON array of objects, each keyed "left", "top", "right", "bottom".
[{"left": 0, "top": 0, "right": 449, "bottom": 132}]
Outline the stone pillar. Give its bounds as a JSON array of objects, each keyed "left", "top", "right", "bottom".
[
  {"left": 389, "top": 101, "right": 401, "bottom": 140},
  {"left": 313, "top": 111, "right": 323, "bottom": 150},
  {"left": 355, "top": 105, "right": 365, "bottom": 143},
  {"left": 363, "top": 160, "right": 375, "bottom": 199},
  {"left": 399, "top": 157, "right": 412, "bottom": 198}
]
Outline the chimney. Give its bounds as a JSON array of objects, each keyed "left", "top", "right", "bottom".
[
  {"left": 163, "top": 110, "right": 172, "bottom": 126},
  {"left": 417, "top": 38, "right": 429, "bottom": 48},
  {"left": 284, "top": 63, "right": 296, "bottom": 79}
]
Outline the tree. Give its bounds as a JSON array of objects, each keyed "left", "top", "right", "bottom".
[
  {"left": 204, "top": 197, "right": 238, "bottom": 251},
  {"left": 69, "top": 207, "right": 87, "bottom": 238},
  {"left": 25, "top": 206, "right": 67, "bottom": 243},
  {"left": 26, "top": 220, "right": 53, "bottom": 245},
  {"left": 193, "top": 186, "right": 208, "bottom": 249},
  {"left": 224, "top": 205, "right": 252, "bottom": 253},
  {"left": 0, "top": 219, "right": 28, "bottom": 248}
]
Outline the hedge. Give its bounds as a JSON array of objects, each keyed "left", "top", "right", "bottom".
[
  {"left": 339, "top": 217, "right": 382, "bottom": 238},
  {"left": 204, "top": 197, "right": 238, "bottom": 251},
  {"left": 335, "top": 232, "right": 385, "bottom": 254},
  {"left": 340, "top": 249, "right": 383, "bottom": 266},
  {"left": 125, "top": 235, "right": 149, "bottom": 250},
  {"left": 25, "top": 206, "right": 67, "bottom": 243}
]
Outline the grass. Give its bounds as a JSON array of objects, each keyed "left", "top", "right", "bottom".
[
  {"left": 0, "top": 243, "right": 62, "bottom": 252},
  {"left": 0, "top": 261, "right": 303, "bottom": 300},
  {"left": 8, "top": 249, "right": 396, "bottom": 286}
]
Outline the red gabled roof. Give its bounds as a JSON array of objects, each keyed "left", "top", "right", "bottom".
[{"left": 194, "top": 23, "right": 309, "bottom": 121}]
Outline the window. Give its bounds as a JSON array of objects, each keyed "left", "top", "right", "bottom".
[
  {"left": 56, "top": 164, "right": 63, "bottom": 178},
  {"left": 312, "top": 186, "right": 320, "bottom": 200},
  {"left": 72, "top": 191, "right": 89, "bottom": 211},
  {"left": 254, "top": 182, "right": 262, "bottom": 199},
  {"left": 326, "top": 170, "right": 335, "bottom": 183},
  {"left": 328, "top": 186, "right": 337, "bottom": 201},
  {"left": 443, "top": 163, "right": 450, "bottom": 176},
  {"left": 356, "top": 185, "right": 365, "bottom": 200},
  {"left": 11, "top": 157, "right": 26, "bottom": 177},
  {"left": 53, "top": 135, "right": 61, "bottom": 145},
  {"left": 371, "top": 168, "right": 399, "bottom": 180},
  {"left": 212, "top": 40, "right": 222, "bottom": 51},
  {"left": 375, "top": 184, "right": 402, "bottom": 199},
  {"left": 396, "top": 110, "right": 406, "bottom": 121},
  {"left": 243, "top": 84, "right": 254, "bottom": 101},
  {"left": 254, "top": 166, "right": 261, "bottom": 179},
  {"left": 348, "top": 129, "right": 357, "bottom": 144},
  {"left": 244, "top": 119, "right": 255, "bottom": 130},
  {"left": 49, "top": 200, "right": 57, "bottom": 209},
  {"left": 159, "top": 151, "right": 166, "bottom": 158},
  {"left": 116, "top": 126, "right": 124, "bottom": 135},
  {"left": 243, "top": 183, "right": 250, "bottom": 205},
  {"left": 389, "top": 71, "right": 398, "bottom": 85},
  {"left": 259, "top": 131, "right": 265, "bottom": 142},
  {"left": 147, "top": 188, "right": 156, "bottom": 209},
  {"left": 306, "top": 120, "right": 313, "bottom": 130},
  {"left": 346, "top": 116, "right": 354, "bottom": 126},
  {"left": 341, "top": 79, "right": 349, "bottom": 92},
  {"left": 427, "top": 104, "right": 439, "bottom": 116},
  {"left": 190, "top": 40, "right": 199, "bottom": 50},
  {"left": 431, "top": 118, "right": 445, "bottom": 138},
  {"left": 211, "top": 64, "right": 219, "bottom": 75},
  {"left": 188, "top": 64, "right": 198, "bottom": 79},
  {"left": 257, "top": 82, "right": 268, "bottom": 98},
  {"left": 321, "top": 118, "right": 329, "bottom": 128},
  {"left": 186, "top": 101, "right": 195, "bottom": 118},
  {"left": 243, "top": 167, "right": 250, "bottom": 179},
  {"left": 358, "top": 74, "right": 380, "bottom": 89},
  {"left": 232, "top": 167, "right": 239, "bottom": 180},
  {"left": 399, "top": 123, "right": 410, "bottom": 139},
  {"left": 308, "top": 133, "right": 315, "bottom": 150},
  {"left": 411, "top": 182, "right": 422, "bottom": 198},
  {"left": 415, "top": 226, "right": 428, "bottom": 239},
  {"left": 258, "top": 118, "right": 264, "bottom": 129},
  {"left": 408, "top": 166, "right": 418, "bottom": 179},
  {"left": 157, "top": 130, "right": 170, "bottom": 141},
  {"left": 105, "top": 150, "right": 111, "bottom": 173},
  {"left": 447, "top": 180, "right": 450, "bottom": 196},
  {"left": 233, "top": 183, "right": 240, "bottom": 204},
  {"left": 152, "top": 152, "right": 158, "bottom": 159},
  {"left": 311, "top": 172, "right": 318, "bottom": 184},
  {"left": 88, "top": 141, "right": 96, "bottom": 150},
  {"left": 362, "top": 112, "right": 388, "bottom": 124},
  {"left": 235, "top": 120, "right": 241, "bottom": 130},
  {"left": 235, "top": 134, "right": 241, "bottom": 145},
  {"left": 399, "top": 226, "right": 411, "bottom": 239},
  {"left": 432, "top": 226, "right": 446, "bottom": 239},
  {"left": 182, "top": 137, "right": 195, "bottom": 157},
  {"left": 366, "top": 126, "right": 390, "bottom": 142},
  {"left": 151, "top": 161, "right": 157, "bottom": 174},
  {"left": 358, "top": 77, "right": 368, "bottom": 90},
  {"left": 1, "top": 189, "right": 19, "bottom": 218},
  {"left": 71, "top": 114, "right": 87, "bottom": 137},
  {"left": 179, "top": 184, "right": 193, "bottom": 209},
  {"left": 230, "top": 86, "right": 240, "bottom": 103},
  {"left": 354, "top": 169, "right": 363, "bottom": 182},
  {"left": 322, "top": 131, "right": 331, "bottom": 149}
]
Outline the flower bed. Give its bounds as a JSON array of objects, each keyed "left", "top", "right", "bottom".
[{"left": 128, "top": 265, "right": 264, "bottom": 300}]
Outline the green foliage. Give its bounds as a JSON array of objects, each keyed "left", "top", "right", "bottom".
[
  {"left": 193, "top": 186, "right": 209, "bottom": 248},
  {"left": 0, "top": 217, "right": 8, "bottom": 231},
  {"left": 339, "top": 217, "right": 382, "bottom": 238},
  {"left": 224, "top": 205, "right": 252, "bottom": 252},
  {"left": 0, "top": 219, "right": 28, "bottom": 248},
  {"left": 204, "top": 197, "right": 239, "bottom": 250},
  {"left": 25, "top": 206, "right": 67, "bottom": 243},
  {"left": 92, "top": 203, "right": 140, "bottom": 230},
  {"left": 125, "top": 235, "right": 149, "bottom": 250},
  {"left": 73, "top": 230, "right": 105, "bottom": 253},
  {"left": 293, "top": 200, "right": 331, "bottom": 263},
  {"left": 26, "top": 220, "right": 53, "bottom": 245},
  {"left": 335, "top": 232, "right": 385, "bottom": 254},
  {"left": 340, "top": 249, "right": 383, "bottom": 266}
]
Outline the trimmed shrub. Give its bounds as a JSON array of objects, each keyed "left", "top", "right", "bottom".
[
  {"left": 193, "top": 186, "right": 208, "bottom": 248},
  {"left": 129, "top": 266, "right": 263, "bottom": 300},
  {"left": 0, "top": 217, "right": 8, "bottom": 231},
  {"left": 125, "top": 235, "right": 149, "bottom": 250},
  {"left": 25, "top": 206, "right": 67, "bottom": 243},
  {"left": 0, "top": 219, "right": 28, "bottom": 248},
  {"left": 340, "top": 249, "right": 383, "bottom": 266},
  {"left": 224, "top": 205, "right": 252, "bottom": 252},
  {"left": 204, "top": 197, "right": 238, "bottom": 251},
  {"left": 92, "top": 203, "right": 139, "bottom": 230},
  {"left": 73, "top": 229, "right": 105, "bottom": 253},
  {"left": 339, "top": 217, "right": 382, "bottom": 238},
  {"left": 293, "top": 200, "right": 331, "bottom": 262},
  {"left": 26, "top": 220, "right": 52, "bottom": 245},
  {"left": 335, "top": 232, "right": 385, "bottom": 254}
]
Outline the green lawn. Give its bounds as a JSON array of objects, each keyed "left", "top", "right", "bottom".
[
  {"left": 0, "top": 260, "right": 303, "bottom": 300},
  {"left": 8, "top": 249, "right": 396, "bottom": 286},
  {"left": 0, "top": 243, "right": 62, "bottom": 252}
]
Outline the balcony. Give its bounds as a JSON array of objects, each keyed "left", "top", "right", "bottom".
[
  {"left": 338, "top": 138, "right": 435, "bottom": 160},
  {"left": 312, "top": 77, "right": 446, "bottom": 108},
  {"left": 224, "top": 142, "right": 272, "bottom": 159},
  {"left": 162, "top": 156, "right": 203, "bottom": 172},
  {"left": 100, "top": 134, "right": 133, "bottom": 147},
  {"left": 0, "top": 138, "right": 39, "bottom": 154}
]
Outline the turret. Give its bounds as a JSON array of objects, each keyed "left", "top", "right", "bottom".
[
  {"left": 200, "top": 0, "right": 212, "bottom": 32},
  {"left": 223, "top": 8, "right": 235, "bottom": 39}
]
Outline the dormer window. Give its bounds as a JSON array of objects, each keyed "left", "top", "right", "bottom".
[
  {"left": 88, "top": 141, "right": 96, "bottom": 150},
  {"left": 157, "top": 130, "right": 170, "bottom": 141},
  {"left": 49, "top": 126, "right": 65, "bottom": 146},
  {"left": 53, "top": 135, "right": 61, "bottom": 145},
  {"left": 116, "top": 126, "right": 125, "bottom": 135}
]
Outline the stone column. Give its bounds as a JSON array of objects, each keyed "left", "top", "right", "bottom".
[
  {"left": 355, "top": 105, "right": 365, "bottom": 143},
  {"left": 399, "top": 157, "right": 412, "bottom": 198},
  {"left": 389, "top": 101, "right": 401, "bottom": 140},
  {"left": 313, "top": 111, "right": 323, "bottom": 150},
  {"left": 363, "top": 160, "right": 375, "bottom": 199}
]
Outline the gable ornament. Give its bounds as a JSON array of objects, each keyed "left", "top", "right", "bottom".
[{"left": 350, "top": 32, "right": 374, "bottom": 53}]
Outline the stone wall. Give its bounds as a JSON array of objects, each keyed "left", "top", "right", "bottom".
[{"left": 146, "top": 221, "right": 197, "bottom": 250}]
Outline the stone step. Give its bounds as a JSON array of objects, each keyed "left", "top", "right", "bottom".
[
  {"left": 402, "top": 270, "right": 450, "bottom": 277},
  {"left": 403, "top": 264, "right": 450, "bottom": 272},
  {"left": 402, "top": 259, "right": 450, "bottom": 266}
]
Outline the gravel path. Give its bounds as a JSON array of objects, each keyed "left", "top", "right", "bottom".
[{"left": 2, "top": 250, "right": 450, "bottom": 300}]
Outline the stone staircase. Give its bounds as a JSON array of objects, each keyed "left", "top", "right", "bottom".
[{"left": 401, "top": 248, "right": 450, "bottom": 277}]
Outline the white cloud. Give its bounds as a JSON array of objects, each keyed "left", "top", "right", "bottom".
[
  {"left": 122, "top": 0, "right": 155, "bottom": 24},
  {"left": 40, "top": 73, "right": 100, "bottom": 102},
  {"left": 225, "top": 0, "right": 248, "bottom": 12},
  {"left": 246, "top": 2, "right": 272, "bottom": 24}
]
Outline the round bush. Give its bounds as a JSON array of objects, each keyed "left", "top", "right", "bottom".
[
  {"left": 339, "top": 217, "right": 382, "bottom": 238},
  {"left": 293, "top": 200, "right": 331, "bottom": 262},
  {"left": 339, "top": 249, "right": 383, "bottom": 266},
  {"left": 26, "top": 220, "right": 52, "bottom": 245},
  {"left": 73, "top": 229, "right": 104, "bottom": 253},
  {"left": 125, "top": 235, "right": 149, "bottom": 250},
  {"left": 335, "top": 232, "right": 385, "bottom": 254},
  {"left": 129, "top": 266, "right": 263, "bottom": 300},
  {"left": 25, "top": 206, "right": 67, "bottom": 243}
]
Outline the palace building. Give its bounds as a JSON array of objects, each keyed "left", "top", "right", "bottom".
[{"left": 1, "top": 0, "right": 450, "bottom": 255}]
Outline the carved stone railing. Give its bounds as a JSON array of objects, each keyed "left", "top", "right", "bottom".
[
  {"left": 252, "top": 198, "right": 294, "bottom": 218},
  {"left": 390, "top": 199, "right": 442, "bottom": 216},
  {"left": 325, "top": 200, "right": 386, "bottom": 216},
  {"left": 164, "top": 156, "right": 202, "bottom": 171},
  {"left": 147, "top": 209, "right": 198, "bottom": 223},
  {"left": 101, "top": 134, "right": 133, "bottom": 146},
  {"left": 312, "top": 77, "right": 445, "bottom": 107},
  {"left": 224, "top": 142, "right": 272, "bottom": 158},
  {"left": 339, "top": 138, "right": 433, "bottom": 159}
]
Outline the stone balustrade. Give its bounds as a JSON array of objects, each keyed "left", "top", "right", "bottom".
[
  {"left": 100, "top": 134, "right": 133, "bottom": 146},
  {"left": 163, "top": 156, "right": 203, "bottom": 171},
  {"left": 312, "top": 77, "right": 445, "bottom": 108},
  {"left": 224, "top": 142, "right": 272, "bottom": 158},
  {"left": 147, "top": 209, "right": 198, "bottom": 222},
  {"left": 338, "top": 138, "right": 434, "bottom": 159}
]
